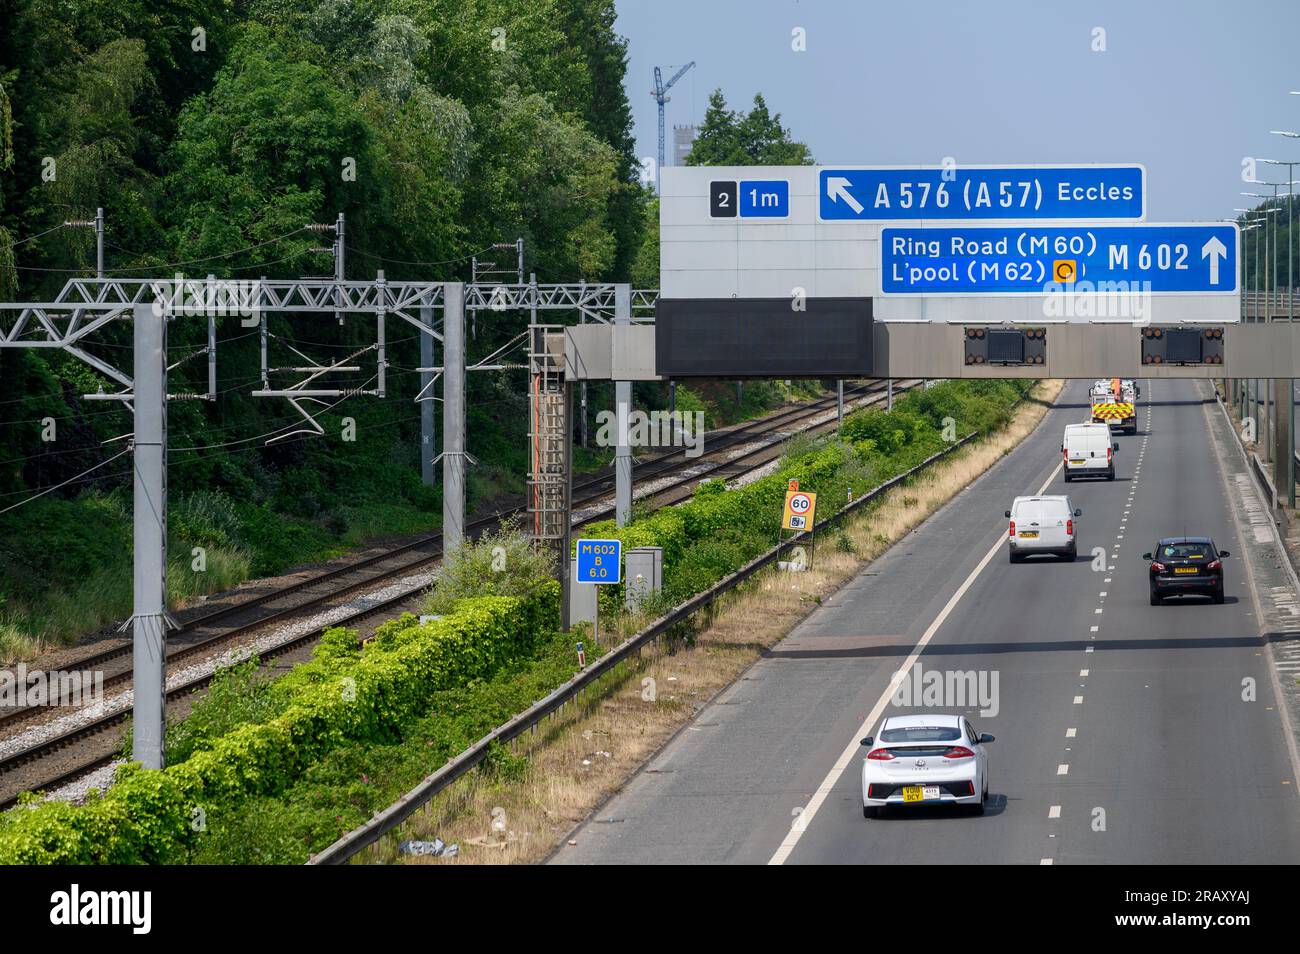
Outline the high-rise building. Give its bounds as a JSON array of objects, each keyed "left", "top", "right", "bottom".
[{"left": 673, "top": 124, "right": 697, "bottom": 166}]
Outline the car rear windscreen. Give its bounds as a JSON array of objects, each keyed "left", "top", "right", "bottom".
[
  {"left": 880, "top": 726, "right": 962, "bottom": 743},
  {"left": 1014, "top": 500, "right": 1062, "bottom": 521},
  {"left": 1158, "top": 543, "right": 1212, "bottom": 561}
]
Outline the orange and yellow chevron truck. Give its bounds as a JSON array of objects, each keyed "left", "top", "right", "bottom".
[{"left": 1089, "top": 378, "right": 1139, "bottom": 435}]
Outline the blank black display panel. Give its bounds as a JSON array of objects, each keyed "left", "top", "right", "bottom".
[{"left": 655, "top": 298, "right": 873, "bottom": 377}]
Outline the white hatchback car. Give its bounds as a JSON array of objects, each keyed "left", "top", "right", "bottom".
[
  {"left": 1006, "top": 494, "right": 1081, "bottom": 562},
  {"left": 860, "top": 714, "right": 993, "bottom": 817}
]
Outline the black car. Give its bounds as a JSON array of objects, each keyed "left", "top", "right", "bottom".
[{"left": 1143, "top": 536, "right": 1230, "bottom": 605}]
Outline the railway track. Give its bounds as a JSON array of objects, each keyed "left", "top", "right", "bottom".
[{"left": 0, "top": 379, "right": 916, "bottom": 807}]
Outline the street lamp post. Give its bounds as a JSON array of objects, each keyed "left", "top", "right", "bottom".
[
  {"left": 1230, "top": 218, "right": 1264, "bottom": 413},
  {"left": 1242, "top": 192, "right": 1288, "bottom": 470},
  {"left": 1264, "top": 146, "right": 1300, "bottom": 507},
  {"left": 1237, "top": 220, "right": 1258, "bottom": 421},
  {"left": 1233, "top": 212, "right": 1267, "bottom": 422}
]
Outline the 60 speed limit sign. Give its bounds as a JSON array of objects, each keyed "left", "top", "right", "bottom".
[{"left": 782, "top": 489, "right": 817, "bottom": 530}]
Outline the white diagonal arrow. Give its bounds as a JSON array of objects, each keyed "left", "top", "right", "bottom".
[
  {"left": 1201, "top": 235, "right": 1227, "bottom": 286},
  {"left": 826, "top": 176, "right": 864, "bottom": 215}
]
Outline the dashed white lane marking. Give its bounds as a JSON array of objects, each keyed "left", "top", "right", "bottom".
[
  {"left": 1041, "top": 858, "right": 1054, "bottom": 865},
  {"left": 1066, "top": 728, "right": 1077, "bottom": 737},
  {"left": 1094, "top": 608, "right": 1103, "bottom": 614},
  {"left": 1085, "top": 646, "right": 1094, "bottom": 653},
  {"left": 1099, "top": 591, "right": 1107, "bottom": 597},
  {"left": 766, "top": 461, "right": 1066, "bottom": 865},
  {"left": 1090, "top": 625, "right": 1099, "bottom": 632},
  {"left": 1049, "top": 805, "right": 1062, "bottom": 819},
  {"left": 1079, "top": 669, "right": 1089, "bottom": 677},
  {"left": 1073, "top": 695, "right": 1084, "bottom": 704},
  {"left": 1057, "top": 764, "right": 1070, "bottom": 775}
]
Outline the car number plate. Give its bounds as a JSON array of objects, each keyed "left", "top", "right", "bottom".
[
  {"left": 1019, "top": 531, "right": 1038, "bottom": 538},
  {"left": 1174, "top": 566, "right": 1198, "bottom": 574},
  {"left": 902, "top": 785, "right": 941, "bottom": 802},
  {"left": 1069, "top": 459, "right": 1085, "bottom": 464}
]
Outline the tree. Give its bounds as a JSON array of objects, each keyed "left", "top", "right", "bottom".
[
  {"left": 555, "top": 0, "right": 643, "bottom": 280},
  {"left": 0, "top": 0, "right": 650, "bottom": 571},
  {"left": 0, "top": 68, "right": 15, "bottom": 298},
  {"left": 737, "top": 93, "right": 812, "bottom": 165},
  {"left": 475, "top": 86, "right": 619, "bottom": 279},
  {"left": 686, "top": 89, "right": 812, "bottom": 166},
  {"left": 684, "top": 89, "right": 741, "bottom": 165},
  {"left": 45, "top": 38, "right": 160, "bottom": 265},
  {"left": 629, "top": 192, "right": 659, "bottom": 288},
  {"left": 163, "top": 24, "right": 375, "bottom": 273}
]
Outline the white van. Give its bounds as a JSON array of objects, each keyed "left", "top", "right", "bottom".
[
  {"left": 1006, "top": 495, "right": 1081, "bottom": 562},
  {"left": 1062, "top": 422, "right": 1118, "bottom": 481}
]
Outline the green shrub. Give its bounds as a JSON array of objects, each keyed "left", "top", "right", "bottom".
[
  {"left": 134, "top": 657, "right": 286, "bottom": 766},
  {"left": 0, "top": 582, "right": 559, "bottom": 864},
  {"left": 423, "top": 523, "right": 555, "bottom": 616}
]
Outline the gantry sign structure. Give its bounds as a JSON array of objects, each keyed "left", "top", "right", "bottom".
[{"left": 0, "top": 274, "right": 655, "bottom": 771}]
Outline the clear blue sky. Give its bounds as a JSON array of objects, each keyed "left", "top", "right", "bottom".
[{"left": 615, "top": 0, "right": 1300, "bottom": 220}]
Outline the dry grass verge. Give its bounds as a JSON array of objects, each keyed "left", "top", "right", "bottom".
[{"left": 379, "top": 380, "right": 1064, "bottom": 865}]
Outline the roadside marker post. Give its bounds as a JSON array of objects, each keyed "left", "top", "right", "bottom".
[{"left": 576, "top": 538, "right": 623, "bottom": 643}]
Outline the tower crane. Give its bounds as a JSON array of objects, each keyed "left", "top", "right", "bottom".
[{"left": 652, "top": 61, "right": 695, "bottom": 191}]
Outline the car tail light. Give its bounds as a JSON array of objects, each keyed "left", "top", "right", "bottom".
[
  {"left": 1151, "top": 561, "right": 1167, "bottom": 572},
  {"left": 866, "top": 747, "right": 896, "bottom": 761},
  {"left": 942, "top": 746, "right": 975, "bottom": 759},
  {"left": 1066, "top": 519, "right": 1073, "bottom": 535},
  {"left": 1107, "top": 446, "right": 1113, "bottom": 461},
  {"left": 1207, "top": 560, "right": 1222, "bottom": 571},
  {"left": 1009, "top": 520, "right": 1015, "bottom": 537}
]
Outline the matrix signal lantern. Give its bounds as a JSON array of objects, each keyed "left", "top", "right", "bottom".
[
  {"left": 964, "top": 327, "right": 1047, "bottom": 367},
  {"left": 1141, "top": 326, "right": 1224, "bottom": 366}
]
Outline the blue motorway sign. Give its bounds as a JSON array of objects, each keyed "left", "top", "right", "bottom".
[
  {"left": 576, "top": 539, "right": 622, "bottom": 584},
  {"left": 879, "top": 223, "right": 1237, "bottom": 295},
  {"left": 738, "top": 179, "right": 789, "bottom": 217},
  {"left": 820, "top": 166, "right": 1145, "bottom": 221},
  {"left": 710, "top": 179, "right": 789, "bottom": 218}
]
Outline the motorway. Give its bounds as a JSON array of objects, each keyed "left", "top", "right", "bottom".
[{"left": 555, "top": 379, "right": 1300, "bottom": 865}]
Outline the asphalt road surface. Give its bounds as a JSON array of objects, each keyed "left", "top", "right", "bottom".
[{"left": 553, "top": 379, "right": 1300, "bottom": 865}]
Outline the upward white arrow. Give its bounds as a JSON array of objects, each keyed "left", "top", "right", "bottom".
[
  {"left": 1201, "top": 235, "right": 1227, "bottom": 285},
  {"left": 826, "top": 176, "right": 864, "bottom": 215}
]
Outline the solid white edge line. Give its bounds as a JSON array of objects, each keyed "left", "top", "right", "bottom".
[{"left": 766, "top": 458, "right": 1064, "bottom": 865}]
